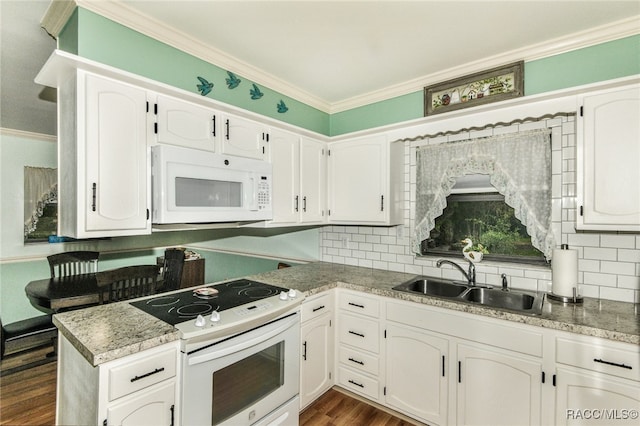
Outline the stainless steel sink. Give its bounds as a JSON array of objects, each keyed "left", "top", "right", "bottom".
[
  {"left": 392, "top": 276, "right": 545, "bottom": 315},
  {"left": 393, "top": 278, "right": 468, "bottom": 298},
  {"left": 459, "top": 287, "right": 544, "bottom": 314}
]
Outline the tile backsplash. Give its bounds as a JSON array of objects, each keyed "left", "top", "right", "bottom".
[{"left": 320, "top": 116, "right": 640, "bottom": 304}]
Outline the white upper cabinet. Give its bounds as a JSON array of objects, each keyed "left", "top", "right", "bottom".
[
  {"left": 268, "top": 131, "right": 326, "bottom": 226},
  {"left": 59, "top": 71, "right": 151, "bottom": 238},
  {"left": 577, "top": 85, "right": 640, "bottom": 231},
  {"left": 299, "top": 137, "right": 327, "bottom": 224},
  {"left": 152, "top": 94, "right": 218, "bottom": 152},
  {"left": 327, "top": 135, "right": 404, "bottom": 225},
  {"left": 220, "top": 113, "right": 269, "bottom": 160}
]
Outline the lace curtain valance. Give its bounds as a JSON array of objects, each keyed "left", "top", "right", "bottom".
[
  {"left": 24, "top": 166, "right": 57, "bottom": 237},
  {"left": 414, "top": 129, "right": 555, "bottom": 260}
]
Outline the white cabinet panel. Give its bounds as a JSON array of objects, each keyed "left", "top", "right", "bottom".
[
  {"left": 154, "top": 94, "right": 217, "bottom": 151},
  {"left": 107, "top": 380, "right": 175, "bottom": 426},
  {"left": 456, "top": 343, "right": 542, "bottom": 426},
  {"left": 221, "top": 113, "right": 267, "bottom": 159},
  {"left": 66, "top": 71, "right": 150, "bottom": 237},
  {"left": 577, "top": 85, "right": 640, "bottom": 230},
  {"left": 555, "top": 367, "right": 640, "bottom": 426},
  {"left": 385, "top": 324, "right": 448, "bottom": 426}
]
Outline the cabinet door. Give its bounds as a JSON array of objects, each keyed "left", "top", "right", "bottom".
[
  {"left": 555, "top": 367, "right": 640, "bottom": 425},
  {"left": 385, "top": 324, "right": 448, "bottom": 426},
  {"left": 300, "top": 312, "right": 334, "bottom": 409},
  {"left": 327, "top": 136, "right": 387, "bottom": 223},
  {"left": 577, "top": 86, "right": 640, "bottom": 231},
  {"left": 299, "top": 137, "right": 326, "bottom": 224},
  {"left": 107, "top": 380, "right": 175, "bottom": 426},
  {"left": 269, "top": 129, "right": 300, "bottom": 225},
  {"left": 84, "top": 73, "right": 150, "bottom": 235},
  {"left": 154, "top": 94, "right": 217, "bottom": 151},
  {"left": 221, "top": 113, "right": 266, "bottom": 159},
  {"left": 456, "top": 343, "right": 542, "bottom": 426}
]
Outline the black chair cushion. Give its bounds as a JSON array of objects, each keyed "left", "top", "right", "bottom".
[{"left": 3, "top": 315, "right": 56, "bottom": 343}]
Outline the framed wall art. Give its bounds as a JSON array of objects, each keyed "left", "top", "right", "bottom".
[{"left": 424, "top": 61, "right": 524, "bottom": 116}]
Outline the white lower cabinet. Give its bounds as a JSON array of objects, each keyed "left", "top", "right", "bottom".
[
  {"left": 299, "top": 292, "right": 334, "bottom": 409},
  {"left": 56, "top": 334, "right": 178, "bottom": 426},
  {"left": 385, "top": 324, "right": 448, "bottom": 425},
  {"left": 301, "top": 290, "right": 639, "bottom": 426},
  {"left": 336, "top": 290, "right": 382, "bottom": 402},
  {"left": 106, "top": 380, "right": 175, "bottom": 426},
  {"left": 554, "top": 333, "right": 640, "bottom": 425},
  {"left": 455, "top": 342, "right": 542, "bottom": 426}
]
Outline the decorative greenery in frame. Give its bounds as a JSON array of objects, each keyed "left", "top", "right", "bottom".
[{"left": 424, "top": 61, "right": 524, "bottom": 116}]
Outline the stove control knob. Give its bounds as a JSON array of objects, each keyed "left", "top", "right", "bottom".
[
  {"left": 194, "top": 315, "right": 206, "bottom": 327},
  {"left": 288, "top": 289, "right": 297, "bottom": 298},
  {"left": 210, "top": 311, "right": 221, "bottom": 322},
  {"left": 279, "top": 291, "right": 288, "bottom": 301}
]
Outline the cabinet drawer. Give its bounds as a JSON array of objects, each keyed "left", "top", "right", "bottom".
[
  {"left": 339, "top": 291, "right": 380, "bottom": 318},
  {"left": 556, "top": 338, "right": 640, "bottom": 382},
  {"left": 339, "top": 345, "right": 379, "bottom": 376},
  {"left": 301, "top": 292, "right": 332, "bottom": 323},
  {"left": 108, "top": 348, "right": 177, "bottom": 401},
  {"left": 338, "top": 365, "right": 379, "bottom": 401},
  {"left": 338, "top": 313, "right": 379, "bottom": 353}
]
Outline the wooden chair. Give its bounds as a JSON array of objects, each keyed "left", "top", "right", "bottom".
[
  {"left": 97, "top": 265, "right": 160, "bottom": 304},
  {"left": 162, "top": 248, "right": 185, "bottom": 291},
  {"left": 47, "top": 251, "right": 99, "bottom": 277}
]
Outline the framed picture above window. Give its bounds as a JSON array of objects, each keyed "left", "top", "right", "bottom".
[{"left": 424, "top": 61, "right": 524, "bottom": 116}]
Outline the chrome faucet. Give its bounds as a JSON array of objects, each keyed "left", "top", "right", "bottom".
[{"left": 436, "top": 259, "right": 476, "bottom": 286}]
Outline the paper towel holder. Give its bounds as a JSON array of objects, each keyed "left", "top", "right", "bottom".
[
  {"left": 548, "top": 287, "right": 584, "bottom": 304},
  {"left": 549, "top": 243, "right": 584, "bottom": 303}
]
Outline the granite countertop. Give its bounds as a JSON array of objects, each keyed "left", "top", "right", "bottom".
[{"left": 54, "top": 261, "right": 639, "bottom": 366}]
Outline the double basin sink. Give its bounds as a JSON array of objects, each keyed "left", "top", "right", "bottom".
[{"left": 392, "top": 277, "right": 545, "bottom": 315}]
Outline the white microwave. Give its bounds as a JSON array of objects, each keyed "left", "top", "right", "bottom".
[{"left": 151, "top": 145, "right": 272, "bottom": 224}]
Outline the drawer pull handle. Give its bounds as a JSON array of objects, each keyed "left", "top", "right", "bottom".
[
  {"left": 348, "top": 330, "right": 365, "bottom": 338},
  {"left": 348, "top": 357, "right": 364, "bottom": 365},
  {"left": 348, "top": 379, "right": 364, "bottom": 388},
  {"left": 312, "top": 305, "right": 325, "bottom": 312},
  {"left": 348, "top": 302, "right": 365, "bottom": 309},
  {"left": 131, "top": 367, "right": 165, "bottom": 383},
  {"left": 593, "top": 358, "right": 632, "bottom": 370}
]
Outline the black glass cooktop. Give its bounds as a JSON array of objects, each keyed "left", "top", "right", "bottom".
[{"left": 130, "top": 279, "right": 288, "bottom": 326}]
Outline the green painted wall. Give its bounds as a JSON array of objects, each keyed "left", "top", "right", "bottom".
[
  {"left": 524, "top": 34, "right": 640, "bottom": 95},
  {"left": 61, "top": 8, "right": 330, "bottom": 135},
  {"left": 60, "top": 9, "right": 639, "bottom": 137}
]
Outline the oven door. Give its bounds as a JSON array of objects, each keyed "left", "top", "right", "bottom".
[{"left": 181, "top": 312, "right": 300, "bottom": 426}]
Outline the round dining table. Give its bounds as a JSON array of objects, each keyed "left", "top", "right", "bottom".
[{"left": 25, "top": 273, "right": 103, "bottom": 313}]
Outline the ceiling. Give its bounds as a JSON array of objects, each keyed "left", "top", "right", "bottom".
[{"left": 1, "top": 1, "right": 639, "bottom": 137}]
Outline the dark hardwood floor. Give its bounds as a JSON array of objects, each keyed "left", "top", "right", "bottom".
[{"left": 0, "top": 346, "right": 416, "bottom": 425}]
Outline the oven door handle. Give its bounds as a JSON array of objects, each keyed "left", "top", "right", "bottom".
[{"left": 188, "top": 313, "right": 298, "bottom": 366}]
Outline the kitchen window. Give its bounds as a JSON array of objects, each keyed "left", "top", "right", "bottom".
[
  {"left": 414, "top": 129, "right": 554, "bottom": 262},
  {"left": 420, "top": 187, "right": 546, "bottom": 265}
]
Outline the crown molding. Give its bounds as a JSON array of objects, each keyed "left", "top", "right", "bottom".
[
  {"left": 74, "top": 0, "right": 332, "bottom": 112},
  {"left": 45, "top": 2, "right": 639, "bottom": 114},
  {"left": 40, "top": 0, "right": 76, "bottom": 39},
  {"left": 330, "top": 15, "right": 640, "bottom": 113}
]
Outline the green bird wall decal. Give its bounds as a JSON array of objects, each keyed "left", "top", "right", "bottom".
[
  {"left": 226, "top": 71, "right": 241, "bottom": 89},
  {"left": 250, "top": 84, "right": 264, "bottom": 100},
  {"left": 277, "top": 100, "right": 288, "bottom": 113},
  {"left": 196, "top": 76, "right": 213, "bottom": 96}
]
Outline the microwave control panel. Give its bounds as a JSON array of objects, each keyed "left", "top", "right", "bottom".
[{"left": 258, "top": 176, "right": 271, "bottom": 209}]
